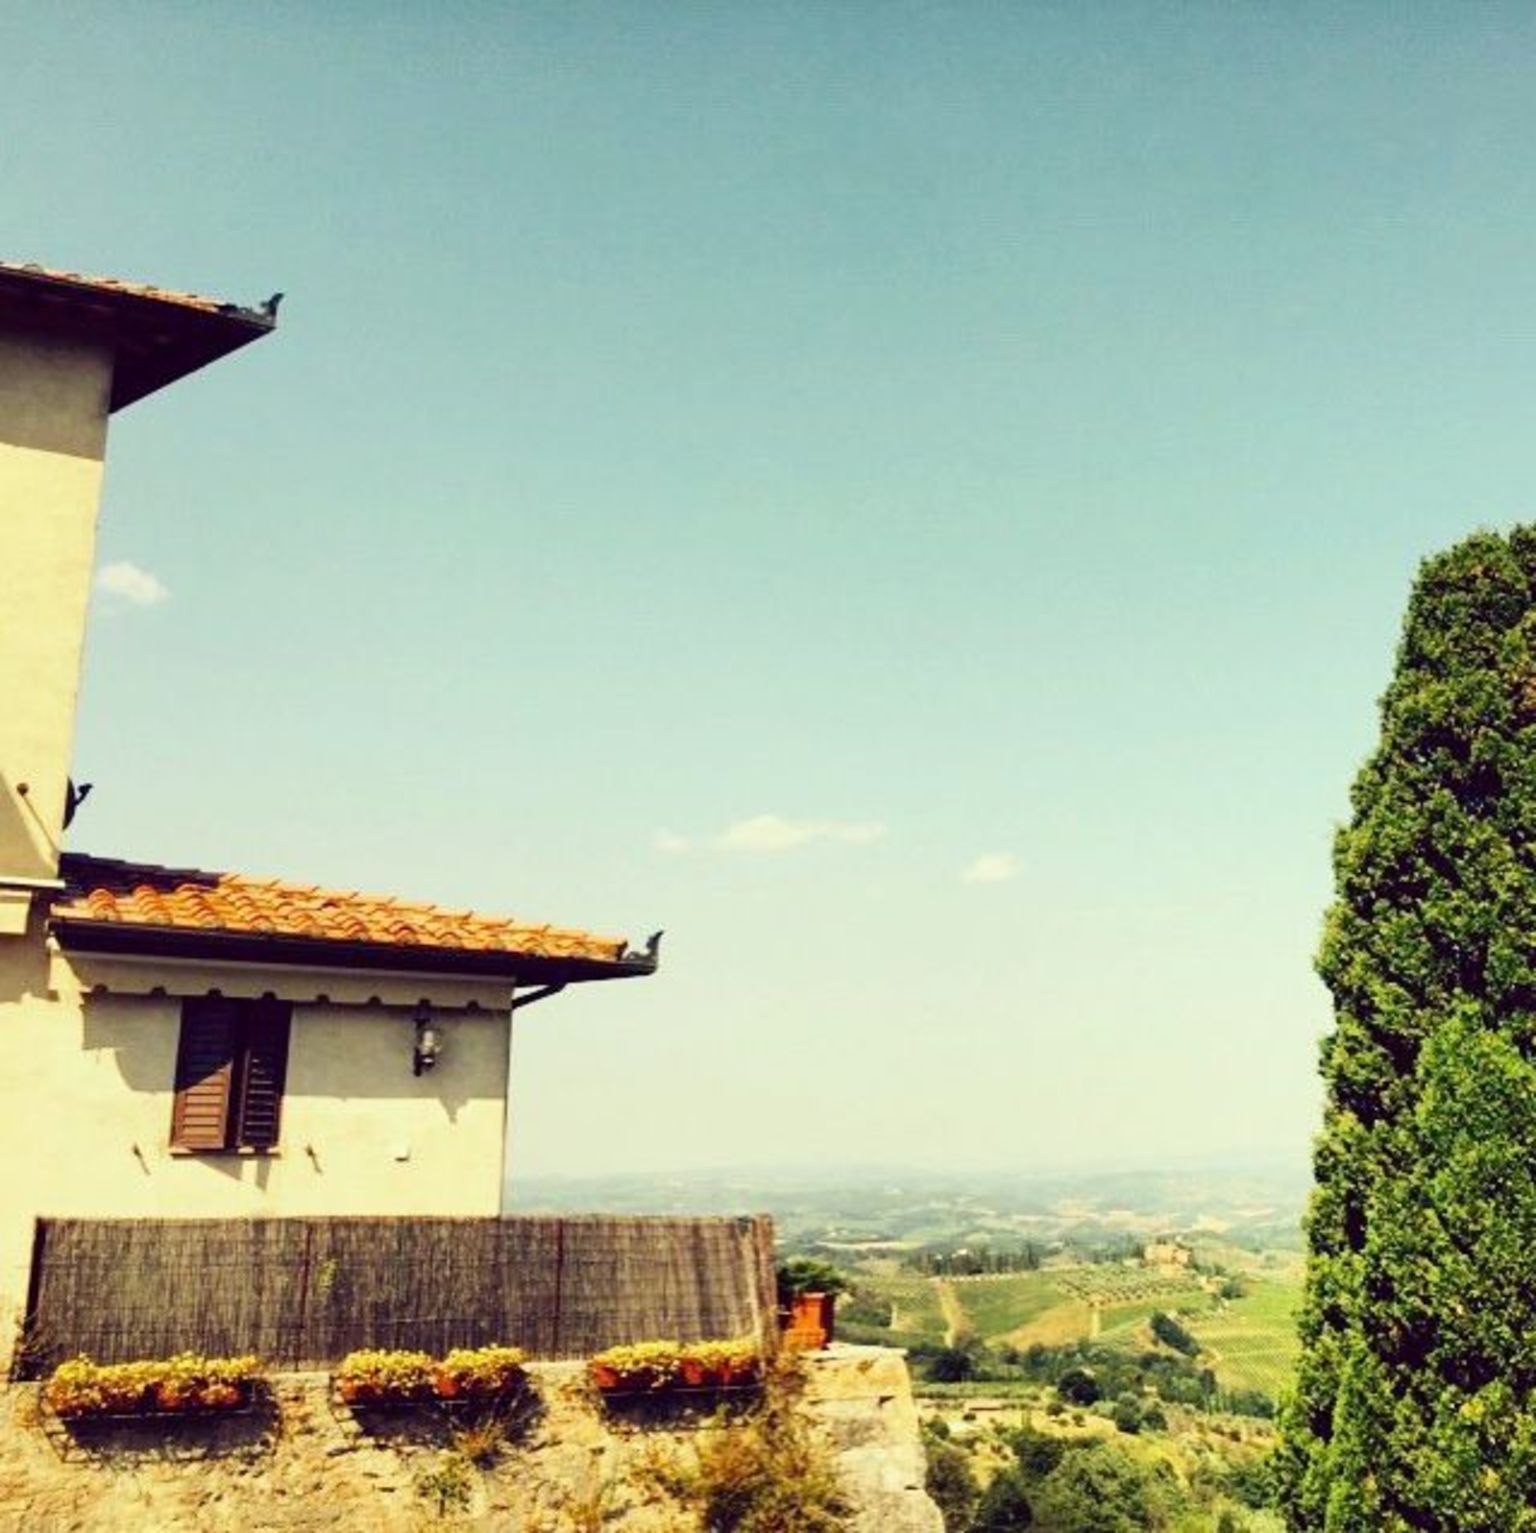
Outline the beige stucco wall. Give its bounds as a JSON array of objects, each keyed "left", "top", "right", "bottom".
[
  {"left": 0, "top": 918, "right": 512, "bottom": 1353},
  {"left": 0, "top": 328, "right": 113, "bottom": 907}
]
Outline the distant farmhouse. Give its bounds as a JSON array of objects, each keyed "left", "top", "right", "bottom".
[
  {"left": 1143, "top": 1238, "right": 1193, "bottom": 1272},
  {"left": 0, "top": 263, "right": 672, "bottom": 1364}
]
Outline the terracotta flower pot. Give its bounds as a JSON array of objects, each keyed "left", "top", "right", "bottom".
[
  {"left": 434, "top": 1370, "right": 461, "bottom": 1400},
  {"left": 101, "top": 1383, "right": 152, "bottom": 1413},
  {"left": 589, "top": 1362, "right": 625, "bottom": 1392},
  {"left": 199, "top": 1382, "right": 245, "bottom": 1411},
  {"left": 153, "top": 1382, "right": 197, "bottom": 1413},
  {"left": 678, "top": 1357, "right": 710, "bottom": 1387},
  {"left": 784, "top": 1292, "right": 835, "bottom": 1350}
]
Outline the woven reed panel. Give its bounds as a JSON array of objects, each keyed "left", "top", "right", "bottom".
[{"left": 22, "top": 1215, "right": 776, "bottom": 1372}]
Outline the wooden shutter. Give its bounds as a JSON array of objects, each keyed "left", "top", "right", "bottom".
[
  {"left": 171, "top": 998, "right": 239, "bottom": 1150},
  {"left": 235, "top": 1000, "right": 291, "bottom": 1150}
]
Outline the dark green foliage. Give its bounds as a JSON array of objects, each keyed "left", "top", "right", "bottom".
[
  {"left": 1010, "top": 1340, "right": 1224, "bottom": 1412},
  {"left": 924, "top": 1345, "right": 982, "bottom": 1383},
  {"left": 1111, "top": 1393, "right": 1143, "bottom": 1433},
  {"left": 1004, "top": 1425, "right": 1067, "bottom": 1480},
  {"left": 924, "top": 1429, "right": 980, "bottom": 1532},
  {"left": 1056, "top": 1366, "right": 1101, "bottom": 1406},
  {"left": 775, "top": 1258, "right": 848, "bottom": 1301},
  {"left": 837, "top": 1287, "right": 892, "bottom": 1329},
  {"left": 1279, "top": 528, "right": 1536, "bottom": 1530},
  {"left": 1149, "top": 1311, "right": 1200, "bottom": 1357},
  {"left": 1029, "top": 1442, "right": 1176, "bottom": 1532},
  {"left": 972, "top": 1469, "right": 1034, "bottom": 1532},
  {"left": 1222, "top": 1451, "right": 1275, "bottom": 1510},
  {"left": 1220, "top": 1388, "right": 1274, "bottom": 1421},
  {"left": 907, "top": 1243, "right": 1045, "bottom": 1276}
]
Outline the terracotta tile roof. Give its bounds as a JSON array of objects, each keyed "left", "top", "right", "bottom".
[
  {"left": 0, "top": 260, "right": 276, "bottom": 410},
  {"left": 0, "top": 260, "right": 269, "bottom": 320},
  {"left": 53, "top": 855, "right": 645, "bottom": 974}
]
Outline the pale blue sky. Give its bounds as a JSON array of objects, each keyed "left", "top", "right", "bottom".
[{"left": 9, "top": 4, "right": 1536, "bottom": 1176}]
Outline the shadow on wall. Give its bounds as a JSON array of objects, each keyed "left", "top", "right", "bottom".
[
  {"left": 0, "top": 905, "right": 52, "bottom": 1009},
  {"left": 82, "top": 995, "right": 490, "bottom": 1121}
]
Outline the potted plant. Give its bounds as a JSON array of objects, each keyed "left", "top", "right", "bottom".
[
  {"left": 588, "top": 1340, "right": 680, "bottom": 1394},
  {"left": 334, "top": 1348, "right": 435, "bottom": 1406},
  {"left": 776, "top": 1258, "right": 848, "bottom": 1349},
  {"left": 433, "top": 1344, "right": 526, "bottom": 1401},
  {"left": 676, "top": 1342, "right": 716, "bottom": 1387},
  {"left": 43, "top": 1354, "right": 260, "bottom": 1418},
  {"left": 96, "top": 1361, "right": 157, "bottom": 1414},
  {"left": 43, "top": 1358, "right": 106, "bottom": 1419}
]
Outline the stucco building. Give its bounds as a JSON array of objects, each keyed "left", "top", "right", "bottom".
[{"left": 0, "top": 262, "right": 655, "bottom": 1348}]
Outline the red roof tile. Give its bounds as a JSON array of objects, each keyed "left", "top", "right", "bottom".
[
  {"left": 53, "top": 855, "right": 644, "bottom": 973},
  {"left": 0, "top": 261, "right": 264, "bottom": 319}
]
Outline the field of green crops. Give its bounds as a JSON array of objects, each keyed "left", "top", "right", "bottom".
[
  {"left": 1185, "top": 1276, "right": 1302, "bottom": 1395},
  {"left": 847, "top": 1260, "right": 1301, "bottom": 1395},
  {"left": 942, "top": 1271, "right": 1068, "bottom": 1337},
  {"left": 867, "top": 1273, "right": 948, "bottom": 1346}
]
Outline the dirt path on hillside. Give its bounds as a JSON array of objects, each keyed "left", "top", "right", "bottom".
[{"left": 936, "top": 1280, "right": 965, "bottom": 1346}]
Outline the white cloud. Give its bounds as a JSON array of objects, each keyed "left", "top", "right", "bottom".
[
  {"left": 96, "top": 561, "right": 168, "bottom": 607},
  {"left": 715, "top": 815, "right": 887, "bottom": 853},
  {"left": 653, "top": 828, "right": 692, "bottom": 854},
  {"left": 962, "top": 853, "right": 1019, "bottom": 884}
]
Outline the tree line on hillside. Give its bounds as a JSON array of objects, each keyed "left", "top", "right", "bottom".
[
  {"left": 905, "top": 1243, "right": 1046, "bottom": 1275},
  {"left": 924, "top": 1419, "right": 1272, "bottom": 1532},
  {"left": 904, "top": 1236, "right": 1155, "bottom": 1275},
  {"left": 910, "top": 1335, "right": 1277, "bottom": 1423}
]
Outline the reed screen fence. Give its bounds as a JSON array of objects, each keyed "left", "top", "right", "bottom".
[{"left": 21, "top": 1214, "right": 777, "bottom": 1374}]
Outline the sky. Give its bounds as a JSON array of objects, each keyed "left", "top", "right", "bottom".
[{"left": 8, "top": 3, "right": 1536, "bottom": 1180}]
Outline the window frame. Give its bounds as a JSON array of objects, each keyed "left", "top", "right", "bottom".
[{"left": 169, "top": 996, "right": 293, "bottom": 1154}]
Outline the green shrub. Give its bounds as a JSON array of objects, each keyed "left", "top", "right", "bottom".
[
  {"left": 414, "top": 1453, "right": 474, "bottom": 1518},
  {"left": 1148, "top": 1311, "right": 1199, "bottom": 1358},
  {"left": 972, "top": 1468, "right": 1034, "bottom": 1532},
  {"left": 775, "top": 1258, "right": 849, "bottom": 1301},
  {"left": 665, "top": 1357, "right": 851, "bottom": 1533},
  {"left": 1279, "top": 528, "right": 1536, "bottom": 1528},
  {"left": 923, "top": 1430, "right": 979, "bottom": 1532},
  {"left": 1031, "top": 1441, "right": 1180, "bottom": 1531}
]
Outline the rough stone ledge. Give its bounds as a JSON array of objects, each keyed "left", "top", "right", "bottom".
[{"left": 0, "top": 1348, "right": 940, "bottom": 1533}]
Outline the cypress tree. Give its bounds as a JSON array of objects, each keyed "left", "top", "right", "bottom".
[{"left": 1278, "top": 527, "right": 1536, "bottom": 1530}]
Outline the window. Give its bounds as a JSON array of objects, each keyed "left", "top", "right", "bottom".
[{"left": 170, "top": 997, "right": 292, "bottom": 1152}]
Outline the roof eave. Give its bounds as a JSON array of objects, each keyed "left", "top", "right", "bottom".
[
  {"left": 0, "top": 268, "right": 275, "bottom": 411},
  {"left": 50, "top": 917, "right": 657, "bottom": 986}
]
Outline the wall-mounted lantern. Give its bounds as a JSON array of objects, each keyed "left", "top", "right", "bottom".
[{"left": 412, "top": 1002, "right": 442, "bottom": 1076}]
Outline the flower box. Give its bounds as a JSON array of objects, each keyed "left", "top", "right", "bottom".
[
  {"left": 44, "top": 1354, "right": 261, "bottom": 1420},
  {"left": 588, "top": 1338, "right": 763, "bottom": 1396},
  {"left": 432, "top": 1345, "right": 527, "bottom": 1401},
  {"left": 335, "top": 1345, "right": 527, "bottom": 1408},
  {"left": 587, "top": 1341, "right": 680, "bottom": 1394},
  {"left": 334, "top": 1348, "right": 435, "bottom": 1407}
]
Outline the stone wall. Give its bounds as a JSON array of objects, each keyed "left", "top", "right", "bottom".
[{"left": 0, "top": 1346, "right": 941, "bottom": 1533}]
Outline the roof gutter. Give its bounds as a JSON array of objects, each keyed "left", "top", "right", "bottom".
[{"left": 50, "top": 918, "right": 658, "bottom": 986}]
